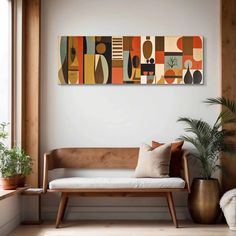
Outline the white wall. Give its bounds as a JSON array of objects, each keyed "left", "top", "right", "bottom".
[
  {"left": 0, "top": 195, "right": 21, "bottom": 236},
  {"left": 41, "top": 0, "right": 221, "bottom": 220}
]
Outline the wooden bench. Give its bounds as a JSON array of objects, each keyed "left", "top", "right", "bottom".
[{"left": 43, "top": 148, "right": 190, "bottom": 228}]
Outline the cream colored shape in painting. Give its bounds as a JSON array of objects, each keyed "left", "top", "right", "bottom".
[
  {"left": 101, "top": 55, "right": 109, "bottom": 84},
  {"left": 141, "top": 76, "right": 147, "bottom": 84},
  {"left": 164, "top": 36, "right": 182, "bottom": 52},
  {"left": 155, "top": 64, "right": 165, "bottom": 82},
  {"left": 193, "top": 48, "right": 203, "bottom": 61}
]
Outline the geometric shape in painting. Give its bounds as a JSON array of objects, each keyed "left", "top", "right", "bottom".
[
  {"left": 183, "top": 55, "right": 202, "bottom": 70},
  {"left": 58, "top": 36, "right": 68, "bottom": 84},
  {"left": 193, "top": 70, "right": 203, "bottom": 84},
  {"left": 155, "top": 51, "right": 164, "bottom": 64},
  {"left": 164, "top": 36, "right": 182, "bottom": 53},
  {"left": 193, "top": 36, "right": 203, "bottom": 48},
  {"left": 183, "top": 37, "right": 193, "bottom": 55},
  {"left": 123, "top": 36, "right": 141, "bottom": 83},
  {"left": 164, "top": 68, "right": 182, "bottom": 84},
  {"left": 141, "top": 36, "right": 155, "bottom": 64},
  {"left": 84, "top": 54, "right": 95, "bottom": 84},
  {"left": 165, "top": 54, "right": 182, "bottom": 69},
  {"left": 141, "top": 76, "right": 147, "bottom": 84},
  {"left": 155, "top": 36, "right": 165, "bottom": 51},
  {"left": 58, "top": 35, "right": 203, "bottom": 85},
  {"left": 193, "top": 48, "right": 203, "bottom": 61},
  {"left": 164, "top": 69, "right": 176, "bottom": 84},
  {"left": 85, "top": 36, "right": 95, "bottom": 54},
  {"left": 68, "top": 37, "right": 79, "bottom": 84},
  {"left": 155, "top": 64, "right": 164, "bottom": 81},
  {"left": 183, "top": 67, "right": 193, "bottom": 84}
]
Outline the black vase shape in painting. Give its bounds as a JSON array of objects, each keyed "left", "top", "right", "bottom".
[
  {"left": 127, "top": 51, "right": 132, "bottom": 79},
  {"left": 184, "top": 66, "right": 193, "bottom": 84},
  {"left": 193, "top": 70, "right": 202, "bottom": 84}
]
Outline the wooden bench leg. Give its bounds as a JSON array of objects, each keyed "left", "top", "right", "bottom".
[
  {"left": 61, "top": 196, "right": 69, "bottom": 221},
  {"left": 56, "top": 193, "right": 67, "bottom": 228},
  {"left": 166, "top": 192, "right": 178, "bottom": 228}
]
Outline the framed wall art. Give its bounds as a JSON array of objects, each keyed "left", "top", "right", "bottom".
[{"left": 58, "top": 36, "right": 203, "bottom": 85}]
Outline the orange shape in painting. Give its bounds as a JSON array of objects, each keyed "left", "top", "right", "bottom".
[
  {"left": 165, "top": 69, "right": 175, "bottom": 84},
  {"left": 96, "top": 43, "right": 106, "bottom": 54},
  {"left": 177, "top": 37, "right": 183, "bottom": 50},
  {"left": 78, "top": 36, "right": 84, "bottom": 84},
  {"left": 132, "top": 37, "right": 140, "bottom": 54},
  {"left": 183, "top": 55, "right": 202, "bottom": 69},
  {"left": 112, "top": 67, "right": 123, "bottom": 84},
  {"left": 155, "top": 51, "right": 164, "bottom": 64},
  {"left": 193, "top": 36, "right": 202, "bottom": 48}
]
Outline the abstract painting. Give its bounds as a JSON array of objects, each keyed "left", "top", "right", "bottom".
[{"left": 58, "top": 36, "right": 203, "bottom": 85}]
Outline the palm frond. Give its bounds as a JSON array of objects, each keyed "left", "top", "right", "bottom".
[
  {"left": 204, "top": 97, "right": 236, "bottom": 114},
  {"left": 178, "top": 117, "right": 212, "bottom": 147},
  {"left": 214, "top": 109, "right": 236, "bottom": 128}
]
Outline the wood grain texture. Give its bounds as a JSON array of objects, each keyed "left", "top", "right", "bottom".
[
  {"left": 22, "top": 0, "right": 40, "bottom": 188},
  {"left": 56, "top": 193, "right": 68, "bottom": 228},
  {"left": 50, "top": 148, "right": 140, "bottom": 169},
  {"left": 221, "top": 0, "right": 236, "bottom": 192},
  {"left": 166, "top": 192, "right": 178, "bottom": 228}
]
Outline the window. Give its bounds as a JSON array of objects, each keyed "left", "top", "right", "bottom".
[{"left": 0, "top": 0, "right": 12, "bottom": 144}]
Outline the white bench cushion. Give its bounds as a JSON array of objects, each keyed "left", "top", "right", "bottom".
[{"left": 49, "top": 177, "right": 185, "bottom": 189}]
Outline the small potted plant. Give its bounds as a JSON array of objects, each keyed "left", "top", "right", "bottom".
[
  {"left": 16, "top": 147, "right": 32, "bottom": 187},
  {"left": 0, "top": 149, "right": 18, "bottom": 190},
  {"left": 0, "top": 122, "right": 32, "bottom": 189},
  {"left": 0, "top": 122, "right": 17, "bottom": 190},
  {"left": 178, "top": 97, "right": 236, "bottom": 224}
]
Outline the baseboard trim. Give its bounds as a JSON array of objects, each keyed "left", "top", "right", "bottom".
[
  {"left": 0, "top": 215, "right": 20, "bottom": 236},
  {"left": 42, "top": 206, "right": 190, "bottom": 220}
]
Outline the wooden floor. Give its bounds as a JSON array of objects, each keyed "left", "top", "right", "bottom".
[{"left": 9, "top": 221, "right": 235, "bottom": 236}]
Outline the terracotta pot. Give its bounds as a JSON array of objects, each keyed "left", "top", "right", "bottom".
[
  {"left": 16, "top": 174, "right": 26, "bottom": 187},
  {"left": 188, "top": 178, "right": 220, "bottom": 224},
  {"left": 0, "top": 176, "right": 17, "bottom": 190}
]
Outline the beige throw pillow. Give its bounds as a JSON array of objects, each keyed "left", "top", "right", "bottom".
[{"left": 134, "top": 143, "right": 171, "bottom": 178}]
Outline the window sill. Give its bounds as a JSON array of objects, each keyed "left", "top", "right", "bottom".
[{"left": 0, "top": 187, "right": 28, "bottom": 200}]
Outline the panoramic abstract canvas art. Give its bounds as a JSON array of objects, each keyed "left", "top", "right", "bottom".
[{"left": 58, "top": 36, "right": 203, "bottom": 85}]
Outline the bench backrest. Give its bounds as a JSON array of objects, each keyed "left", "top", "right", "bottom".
[{"left": 47, "top": 148, "right": 140, "bottom": 170}]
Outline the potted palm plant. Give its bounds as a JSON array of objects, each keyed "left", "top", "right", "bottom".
[{"left": 178, "top": 97, "right": 236, "bottom": 224}]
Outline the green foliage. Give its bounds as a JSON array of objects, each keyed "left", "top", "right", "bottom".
[
  {"left": 15, "top": 147, "right": 32, "bottom": 176},
  {"left": 0, "top": 149, "right": 17, "bottom": 178},
  {"left": 0, "top": 122, "right": 8, "bottom": 151},
  {"left": 0, "top": 122, "right": 33, "bottom": 178},
  {"left": 178, "top": 97, "right": 236, "bottom": 180}
]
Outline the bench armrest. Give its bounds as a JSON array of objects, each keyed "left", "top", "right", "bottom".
[
  {"left": 182, "top": 151, "right": 190, "bottom": 193},
  {"left": 43, "top": 151, "right": 53, "bottom": 193}
]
